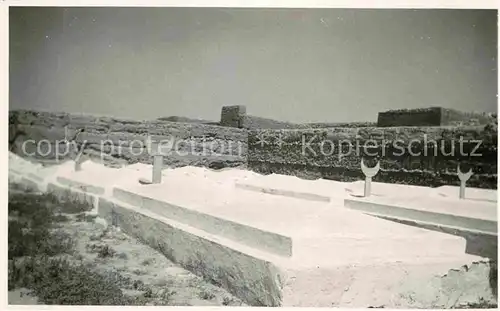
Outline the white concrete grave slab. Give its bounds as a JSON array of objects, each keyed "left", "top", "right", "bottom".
[
  {"left": 344, "top": 184, "right": 498, "bottom": 235},
  {"left": 235, "top": 173, "right": 349, "bottom": 203},
  {"left": 435, "top": 185, "right": 497, "bottom": 203},
  {"left": 7, "top": 154, "right": 496, "bottom": 307},
  {"left": 347, "top": 180, "right": 440, "bottom": 198},
  {"left": 100, "top": 168, "right": 486, "bottom": 307},
  {"left": 112, "top": 173, "right": 471, "bottom": 260}
]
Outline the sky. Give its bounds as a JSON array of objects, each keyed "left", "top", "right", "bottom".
[{"left": 9, "top": 7, "right": 498, "bottom": 123}]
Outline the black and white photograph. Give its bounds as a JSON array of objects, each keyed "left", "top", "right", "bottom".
[{"left": 6, "top": 2, "right": 499, "bottom": 308}]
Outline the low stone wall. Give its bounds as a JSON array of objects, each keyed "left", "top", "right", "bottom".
[
  {"left": 247, "top": 126, "right": 498, "bottom": 189},
  {"left": 441, "top": 108, "right": 495, "bottom": 126},
  {"left": 10, "top": 108, "right": 498, "bottom": 189},
  {"left": 9, "top": 110, "right": 248, "bottom": 169},
  {"left": 377, "top": 107, "right": 494, "bottom": 127},
  {"left": 242, "top": 118, "right": 378, "bottom": 130}
]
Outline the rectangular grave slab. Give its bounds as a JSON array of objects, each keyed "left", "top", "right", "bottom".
[
  {"left": 344, "top": 195, "right": 497, "bottom": 235},
  {"left": 233, "top": 173, "right": 352, "bottom": 203},
  {"left": 110, "top": 171, "right": 471, "bottom": 261},
  {"left": 435, "top": 185, "right": 497, "bottom": 203},
  {"left": 98, "top": 192, "right": 488, "bottom": 307}
]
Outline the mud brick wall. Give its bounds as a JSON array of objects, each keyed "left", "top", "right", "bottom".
[
  {"left": 377, "top": 107, "right": 443, "bottom": 127},
  {"left": 220, "top": 105, "right": 246, "bottom": 128},
  {"left": 377, "top": 107, "right": 494, "bottom": 127},
  {"left": 440, "top": 108, "right": 494, "bottom": 126},
  {"left": 9, "top": 110, "right": 248, "bottom": 169},
  {"left": 247, "top": 126, "right": 497, "bottom": 189}
]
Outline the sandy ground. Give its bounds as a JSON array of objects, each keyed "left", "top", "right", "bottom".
[
  {"left": 67, "top": 217, "right": 244, "bottom": 306},
  {"left": 7, "top": 157, "right": 238, "bottom": 306},
  {"left": 8, "top": 206, "right": 244, "bottom": 306},
  {"left": 8, "top": 289, "right": 40, "bottom": 305}
]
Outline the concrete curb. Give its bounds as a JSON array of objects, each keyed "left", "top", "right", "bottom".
[
  {"left": 235, "top": 182, "right": 331, "bottom": 203},
  {"left": 99, "top": 196, "right": 285, "bottom": 306},
  {"left": 344, "top": 198, "right": 498, "bottom": 235},
  {"left": 113, "top": 187, "right": 293, "bottom": 257}
]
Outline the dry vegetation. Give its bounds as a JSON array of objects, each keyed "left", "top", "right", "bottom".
[{"left": 8, "top": 184, "right": 242, "bottom": 306}]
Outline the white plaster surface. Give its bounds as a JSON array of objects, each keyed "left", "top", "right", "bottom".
[
  {"left": 117, "top": 181, "right": 473, "bottom": 260},
  {"left": 10, "top": 156, "right": 490, "bottom": 263},
  {"left": 347, "top": 195, "right": 497, "bottom": 223},
  {"left": 235, "top": 174, "right": 346, "bottom": 203},
  {"left": 436, "top": 185, "right": 498, "bottom": 202},
  {"left": 344, "top": 194, "right": 497, "bottom": 236},
  {"left": 8, "top": 154, "right": 498, "bottom": 307}
]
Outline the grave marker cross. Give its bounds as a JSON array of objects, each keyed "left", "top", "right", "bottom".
[
  {"left": 69, "top": 128, "right": 86, "bottom": 172},
  {"left": 146, "top": 136, "right": 163, "bottom": 184}
]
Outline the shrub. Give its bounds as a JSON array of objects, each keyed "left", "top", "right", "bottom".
[
  {"left": 199, "top": 290, "right": 216, "bottom": 300},
  {"left": 97, "top": 245, "right": 116, "bottom": 259},
  {"left": 8, "top": 191, "right": 75, "bottom": 260},
  {"left": 8, "top": 189, "right": 176, "bottom": 306},
  {"left": 9, "top": 256, "right": 137, "bottom": 305},
  {"left": 75, "top": 213, "right": 97, "bottom": 222},
  {"left": 56, "top": 197, "right": 93, "bottom": 214},
  {"left": 8, "top": 219, "right": 74, "bottom": 259}
]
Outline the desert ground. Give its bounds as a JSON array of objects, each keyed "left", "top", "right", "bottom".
[{"left": 8, "top": 184, "right": 244, "bottom": 306}]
